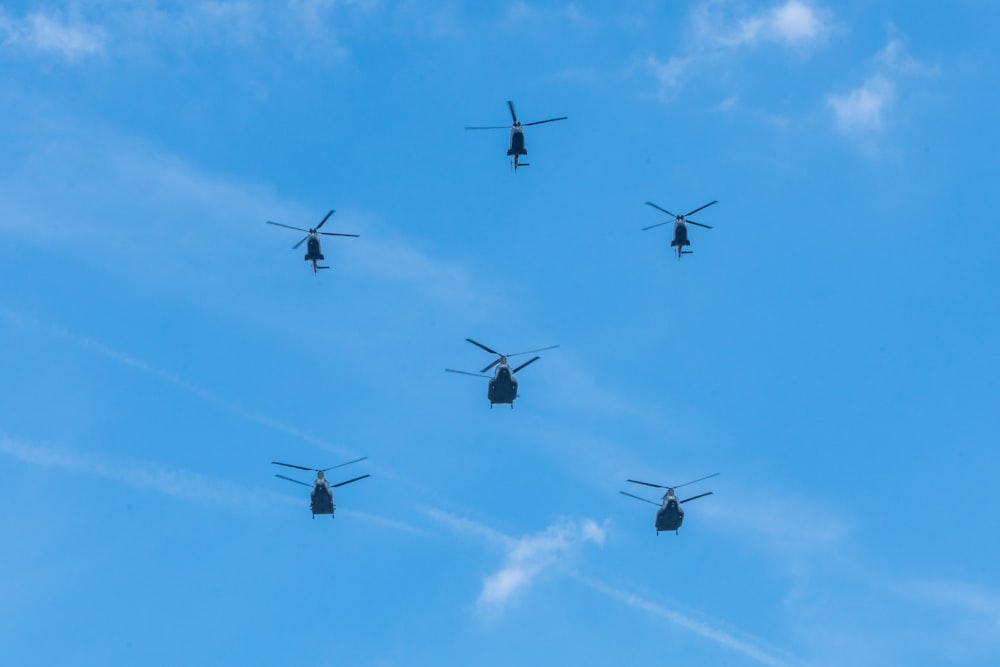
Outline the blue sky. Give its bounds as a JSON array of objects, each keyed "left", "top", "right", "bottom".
[{"left": 1, "top": 1, "right": 998, "bottom": 665}]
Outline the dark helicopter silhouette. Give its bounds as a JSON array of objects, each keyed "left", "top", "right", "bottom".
[
  {"left": 446, "top": 338, "right": 558, "bottom": 408},
  {"left": 620, "top": 472, "right": 718, "bottom": 535},
  {"left": 272, "top": 457, "right": 370, "bottom": 519},
  {"left": 266, "top": 209, "right": 359, "bottom": 273},
  {"left": 464, "top": 101, "right": 567, "bottom": 172},
  {"left": 642, "top": 200, "right": 718, "bottom": 259}
]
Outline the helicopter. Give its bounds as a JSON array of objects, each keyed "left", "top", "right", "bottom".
[
  {"left": 642, "top": 200, "right": 718, "bottom": 259},
  {"left": 272, "top": 457, "right": 370, "bottom": 519},
  {"left": 266, "top": 209, "right": 359, "bottom": 273},
  {"left": 619, "top": 472, "right": 718, "bottom": 535},
  {"left": 464, "top": 100, "right": 567, "bottom": 172},
  {"left": 446, "top": 338, "right": 558, "bottom": 408}
]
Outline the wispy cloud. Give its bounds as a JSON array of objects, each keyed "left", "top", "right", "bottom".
[
  {"left": 0, "top": 8, "right": 106, "bottom": 60},
  {"left": 0, "top": 435, "right": 293, "bottom": 513},
  {"left": 425, "top": 507, "right": 801, "bottom": 664},
  {"left": 578, "top": 575, "right": 801, "bottom": 667},
  {"left": 827, "top": 30, "right": 937, "bottom": 137},
  {"left": 477, "top": 518, "right": 605, "bottom": 610},
  {"left": 0, "top": 308, "right": 354, "bottom": 457},
  {"left": 696, "top": 0, "right": 832, "bottom": 49}
]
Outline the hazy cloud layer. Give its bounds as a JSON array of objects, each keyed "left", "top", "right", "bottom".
[{"left": 0, "top": 8, "right": 106, "bottom": 60}]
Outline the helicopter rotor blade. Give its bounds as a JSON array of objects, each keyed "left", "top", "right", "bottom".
[
  {"left": 315, "top": 210, "right": 335, "bottom": 231},
  {"left": 523, "top": 116, "right": 568, "bottom": 127},
  {"left": 674, "top": 472, "right": 720, "bottom": 490},
  {"left": 292, "top": 236, "right": 309, "bottom": 250},
  {"left": 274, "top": 473, "right": 313, "bottom": 488},
  {"left": 511, "top": 356, "right": 540, "bottom": 374},
  {"left": 644, "top": 202, "right": 677, "bottom": 218},
  {"left": 507, "top": 345, "right": 559, "bottom": 357},
  {"left": 464, "top": 125, "right": 510, "bottom": 130},
  {"left": 331, "top": 473, "right": 371, "bottom": 488},
  {"left": 683, "top": 200, "right": 718, "bottom": 218},
  {"left": 641, "top": 221, "right": 672, "bottom": 232},
  {"left": 626, "top": 479, "right": 668, "bottom": 489},
  {"left": 684, "top": 219, "right": 713, "bottom": 230},
  {"left": 465, "top": 339, "right": 501, "bottom": 356},
  {"left": 619, "top": 491, "right": 661, "bottom": 506},
  {"left": 272, "top": 461, "right": 316, "bottom": 472},
  {"left": 445, "top": 368, "right": 492, "bottom": 378},
  {"left": 507, "top": 100, "right": 518, "bottom": 124},
  {"left": 321, "top": 457, "right": 368, "bottom": 473},
  {"left": 480, "top": 359, "right": 501, "bottom": 374},
  {"left": 679, "top": 491, "right": 714, "bottom": 504},
  {"left": 266, "top": 221, "right": 311, "bottom": 233},
  {"left": 320, "top": 232, "right": 361, "bottom": 237}
]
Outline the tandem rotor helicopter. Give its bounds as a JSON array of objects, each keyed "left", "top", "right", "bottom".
[
  {"left": 272, "top": 457, "right": 370, "bottom": 519},
  {"left": 446, "top": 338, "right": 559, "bottom": 408},
  {"left": 619, "top": 472, "right": 718, "bottom": 535},
  {"left": 266, "top": 209, "right": 359, "bottom": 273},
  {"left": 642, "top": 200, "right": 718, "bottom": 259},
  {"left": 465, "top": 101, "right": 567, "bottom": 172}
]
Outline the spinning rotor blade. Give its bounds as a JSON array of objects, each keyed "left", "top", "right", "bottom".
[
  {"left": 272, "top": 461, "right": 316, "bottom": 472},
  {"left": 464, "top": 125, "right": 510, "bottom": 130},
  {"left": 674, "top": 472, "right": 720, "bottom": 490},
  {"left": 465, "top": 339, "right": 501, "bottom": 356},
  {"left": 684, "top": 219, "right": 713, "bottom": 230},
  {"left": 480, "top": 359, "right": 501, "bottom": 374},
  {"left": 331, "top": 473, "right": 371, "bottom": 488},
  {"left": 315, "top": 210, "right": 335, "bottom": 231},
  {"left": 644, "top": 202, "right": 677, "bottom": 218},
  {"left": 626, "top": 479, "right": 668, "bottom": 489},
  {"left": 292, "top": 236, "right": 309, "bottom": 249},
  {"left": 445, "top": 368, "right": 492, "bottom": 378},
  {"left": 321, "top": 456, "right": 368, "bottom": 472},
  {"left": 619, "top": 491, "right": 661, "bottom": 506},
  {"left": 683, "top": 200, "right": 718, "bottom": 218},
  {"left": 512, "top": 356, "right": 540, "bottom": 374},
  {"left": 679, "top": 491, "right": 714, "bottom": 504},
  {"left": 507, "top": 100, "right": 518, "bottom": 124},
  {"left": 523, "top": 116, "right": 568, "bottom": 127},
  {"left": 266, "top": 221, "right": 310, "bottom": 233},
  {"left": 640, "top": 221, "right": 672, "bottom": 232},
  {"left": 320, "top": 232, "right": 360, "bottom": 237},
  {"left": 507, "top": 345, "right": 559, "bottom": 357},
  {"left": 274, "top": 473, "right": 312, "bottom": 487}
]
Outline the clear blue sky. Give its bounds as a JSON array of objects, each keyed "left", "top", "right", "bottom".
[{"left": 1, "top": 1, "right": 998, "bottom": 665}]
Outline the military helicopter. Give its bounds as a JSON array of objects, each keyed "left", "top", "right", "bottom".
[
  {"left": 272, "top": 457, "right": 370, "bottom": 519},
  {"left": 266, "top": 209, "right": 359, "bottom": 273},
  {"left": 619, "top": 472, "right": 718, "bottom": 535},
  {"left": 464, "top": 101, "right": 567, "bottom": 172},
  {"left": 642, "top": 200, "right": 718, "bottom": 259},
  {"left": 446, "top": 338, "right": 558, "bottom": 408}
]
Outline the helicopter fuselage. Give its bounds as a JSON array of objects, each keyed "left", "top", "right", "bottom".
[
  {"left": 488, "top": 364, "right": 519, "bottom": 406},
  {"left": 507, "top": 125, "right": 528, "bottom": 171},
  {"left": 310, "top": 480, "right": 335, "bottom": 517},
  {"left": 655, "top": 497, "right": 684, "bottom": 534}
]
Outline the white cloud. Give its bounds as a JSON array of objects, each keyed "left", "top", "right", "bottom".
[
  {"left": 828, "top": 75, "right": 894, "bottom": 132},
  {"left": 0, "top": 9, "right": 106, "bottom": 60},
  {"left": 697, "top": 0, "right": 831, "bottom": 50},
  {"left": 477, "top": 518, "right": 605, "bottom": 610},
  {"left": 642, "top": 54, "right": 693, "bottom": 101},
  {"left": 827, "top": 32, "right": 936, "bottom": 137}
]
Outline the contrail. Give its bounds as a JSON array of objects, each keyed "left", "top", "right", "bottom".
[
  {"left": 1, "top": 308, "right": 351, "bottom": 456},
  {"left": 575, "top": 575, "right": 803, "bottom": 667}
]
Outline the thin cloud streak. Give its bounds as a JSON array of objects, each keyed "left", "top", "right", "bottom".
[
  {"left": 0, "top": 9, "right": 106, "bottom": 60},
  {"left": 577, "top": 575, "right": 802, "bottom": 667},
  {"left": 0, "top": 308, "right": 353, "bottom": 457},
  {"left": 0, "top": 435, "right": 294, "bottom": 513}
]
